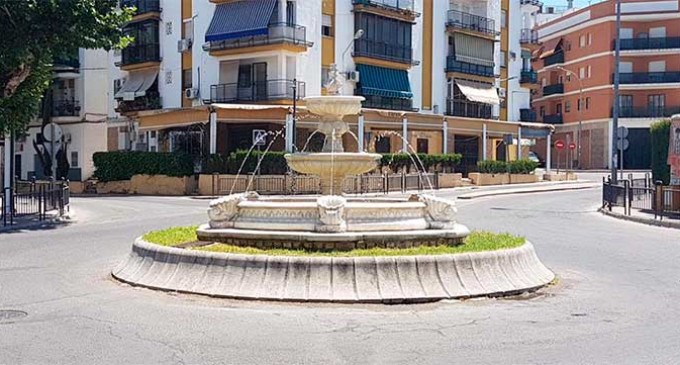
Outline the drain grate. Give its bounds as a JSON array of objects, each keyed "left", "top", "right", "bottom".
[{"left": 0, "top": 310, "right": 28, "bottom": 323}]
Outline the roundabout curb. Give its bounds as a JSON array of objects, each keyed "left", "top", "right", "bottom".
[{"left": 112, "top": 238, "right": 555, "bottom": 303}]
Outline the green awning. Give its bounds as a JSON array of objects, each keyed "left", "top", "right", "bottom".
[{"left": 356, "top": 64, "right": 413, "bottom": 99}]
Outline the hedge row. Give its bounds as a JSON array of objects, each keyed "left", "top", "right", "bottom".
[
  {"left": 650, "top": 120, "right": 671, "bottom": 185},
  {"left": 93, "top": 151, "right": 194, "bottom": 182},
  {"left": 379, "top": 153, "right": 462, "bottom": 173},
  {"left": 203, "top": 151, "right": 288, "bottom": 175},
  {"left": 477, "top": 159, "right": 539, "bottom": 175}
]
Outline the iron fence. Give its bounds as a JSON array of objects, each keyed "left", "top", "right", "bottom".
[
  {"left": 2, "top": 181, "right": 70, "bottom": 227},
  {"left": 602, "top": 175, "right": 679, "bottom": 220}
]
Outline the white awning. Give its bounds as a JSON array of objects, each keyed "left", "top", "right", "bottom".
[
  {"left": 114, "top": 69, "right": 158, "bottom": 100},
  {"left": 455, "top": 80, "right": 500, "bottom": 105}
]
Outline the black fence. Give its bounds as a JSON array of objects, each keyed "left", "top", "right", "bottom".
[
  {"left": 1, "top": 181, "right": 70, "bottom": 227},
  {"left": 602, "top": 174, "right": 679, "bottom": 220}
]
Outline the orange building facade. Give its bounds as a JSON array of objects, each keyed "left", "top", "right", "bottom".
[{"left": 532, "top": 0, "right": 680, "bottom": 169}]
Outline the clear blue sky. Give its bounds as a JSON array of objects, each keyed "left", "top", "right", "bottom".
[{"left": 542, "top": 0, "right": 599, "bottom": 8}]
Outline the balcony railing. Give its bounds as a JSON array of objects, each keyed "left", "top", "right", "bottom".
[
  {"left": 542, "top": 83, "right": 564, "bottom": 96},
  {"left": 360, "top": 94, "right": 415, "bottom": 111},
  {"left": 354, "top": 38, "right": 413, "bottom": 64},
  {"left": 617, "top": 37, "right": 680, "bottom": 51},
  {"left": 615, "top": 106, "right": 680, "bottom": 118},
  {"left": 52, "top": 100, "right": 81, "bottom": 117},
  {"left": 446, "top": 10, "right": 496, "bottom": 36},
  {"left": 543, "top": 51, "right": 564, "bottom": 67},
  {"left": 208, "top": 23, "right": 309, "bottom": 53},
  {"left": 520, "top": 109, "right": 537, "bottom": 122},
  {"left": 521, "top": 0, "right": 543, "bottom": 7},
  {"left": 121, "top": 43, "right": 160, "bottom": 66},
  {"left": 352, "top": 0, "right": 415, "bottom": 13},
  {"left": 116, "top": 93, "right": 161, "bottom": 113},
  {"left": 542, "top": 114, "right": 563, "bottom": 124},
  {"left": 121, "top": 0, "right": 161, "bottom": 15},
  {"left": 520, "top": 70, "right": 538, "bottom": 84},
  {"left": 445, "top": 99, "right": 493, "bottom": 119},
  {"left": 210, "top": 79, "right": 305, "bottom": 104},
  {"left": 520, "top": 29, "right": 539, "bottom": 45},
  {"left": 617, "top": 72, "right": 680, "bottom": 84},
  {"left": 446, "top": 57, "right": 495, "bottom": 77}
]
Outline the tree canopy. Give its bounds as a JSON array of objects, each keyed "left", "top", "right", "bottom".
[{"left": 0, "top": 0, "right": 133, "bottom": 134}]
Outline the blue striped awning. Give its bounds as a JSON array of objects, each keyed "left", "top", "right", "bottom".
[
  {"left": 205, "top": 0, "right": 277, "bottom": 43},
  {"left": 356, "top": 64, "right": 413, "bottom": 99}
]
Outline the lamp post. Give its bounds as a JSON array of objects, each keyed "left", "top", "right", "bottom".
[
  {"left": 291, "top": 79, "right": 297, "bottom": 151},
  {"left": 612, "top": 0, "right": 622, "bottom": 183},
  {"left": 556, "top": 66, "right": 584, "bottom": 169}
]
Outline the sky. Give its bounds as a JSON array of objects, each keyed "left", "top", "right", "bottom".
[{"left": 541, "top": 0, "right": 600, "bottom": 8}]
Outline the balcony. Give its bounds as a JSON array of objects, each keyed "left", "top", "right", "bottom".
[
  {"left": 520, "top": 70, "right": 538, "bottom": 84},
  {"left": 542, "top": 114, "right": 563, "bottom": 124},
  {"left": 446, "top": 57, "right": 494, "bottom": 78},
  {"left": 210, "top": 79, "right": 305, "bottom": 104},
  {"left": 121, "top": 0, "right": 161, "bottom": 16},
  {"left": 617, "top": 37, "right": 680, "bottom": 51},
  {"left": 445, "top": 99, "right": 493, "bottom": 119},
  {"left": 617, "top": 72, "right": 680, "bottom": 84},
  {"left": 207, "top": 23, "right": 310, "bottom": 54},
  {"left": 360, "top": 94, "right": 415, "bottom": 111},
  {"left": 543, "top": 51, "right": 564, "bottom": 67},
  {"left": 520, "top": 29, "right": 539, "bottom": 45},
  {"left": 121, "top": 43, "right": 160, "bottom": 67},
  {"left": 52, "top": 100, "right": 81, "bottom": 117},
  {"left": 446, "top": 10, "right": 496, "bottom": 37},
  {"left": 521, "top": 0, "right": 543, "bottom": 7},
  {"left": 354, "top": 38, "right": 413, "bottom": 65},
  {"left": 520, "top": 109, "right": 537, "bottom": 123},
  {"left": 116, "top": 93, "right": 161, "bottom": 113},
  {"left": 542, "top": 83, "right": 564, "bottom": 96},
  {"left": 616, "top": 106, "right": 680, "bottom": 118},
  {"left": 352, "top": 0, "right": 417, "bottom": 14}
]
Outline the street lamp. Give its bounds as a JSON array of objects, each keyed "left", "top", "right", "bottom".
[
  {"left": 612, "top": 0, "right": 622, "bottom": 183},
  {"left": 556, "top": 66, "right": 584, "bottom": 169}
]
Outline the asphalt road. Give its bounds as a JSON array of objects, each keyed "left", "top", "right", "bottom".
[{"left": 1, "top": 183, "right": 678, "bottom": 364}]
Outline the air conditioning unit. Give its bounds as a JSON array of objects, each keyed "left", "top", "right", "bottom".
[
  {"left": 346, "top": 71, "right": 360, "bottom": 83},
  {"left": 499, "top": 88, "right": 507, "bottom": 98},
  {"left": 177, "top": 38, "right": 192, "bottom": 53},
  {"left": 184, "top": 88, "right": 199, "bottom": 100}
]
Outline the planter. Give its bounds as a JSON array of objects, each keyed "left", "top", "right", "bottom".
[
  {"left": 544, "top": 172, "right": 578, "bottom": 182},
  {"left": 438, "top": 173, "right": 463, "bottom": 189},
  {"left": 96, "top": 180, "right": 131, "bottom": 194},
  {"left": 130, "top": 175, "right": 195, "bottom": 196},
  {"left": 509, "top": 174, "right": 540, "bottom": 184},
  {"left": 468, "top": 173, "right": 510, "bottom": 186}
]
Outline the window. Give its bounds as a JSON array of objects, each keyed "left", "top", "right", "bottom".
[
  {"left": 649, "top": 61, "right": 666, "bottom": 73},
  {"left": 566, "top": 74, "right": 572, "bottom": 82},
  {"left": 354, "top": 12, "right": 412, "bottom": 62},
  {"left": 238, "top": 64, "right": 252, "bottom": 87},
  {"left": 585, "top": 97, "right": 591, "bottom": 110},
  {"left": 322, "top": 14, "right": 333, "bottom": 37},
  {"left": 321, "top": 67, "right": 330, "bottom": 87},
  {"left": 286, "top": 1, "right": 296, "bottom": 26},
  {"left": 565, "top": 100, "right": 571, "bottom": 113},
  {"left": 579, "top": 67, "right": 585, "bottom": 79},
  {"left": 70, "top": 151, "right": 79, "bottom": 168},
  {"left": 577, "top": 98, "right": 581, "bottom": 111},
  {"left": 182, "top": 69, "right": 192, "bottom": 90},
  {"left": 587, "top": 65, "right": 592, "bottom": 78},
  {"left": 540, "top": 106, "right": 545, "bottom": 116},
  {"left": 500, "top": 51, "right": 507, "bottom": 68},
  {"left": 579, "top": 35, "right": 586, "bottom": 47},
  {"left": 588, "top": 33, "right": 592, "bottom": 45},
  {"left": 501, "top": 10, "right": 507, "bottom": 28},
  {"left": 183, "top": 19, "right": 194, "bottom": 42},
  {"left": 648, "top": 94, "right": 665, "bottom": 111},
  {"left": 558, "top": 75, "right": 564, "bottom": 84}
]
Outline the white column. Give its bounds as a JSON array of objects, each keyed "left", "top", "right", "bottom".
[
  {"left": 3, "top": 135, "right": 11, "bottom": 215},
  {"left": 546, "top": 133, "right": 552, "bottom": 173},
  {"left": 358, "top": 114, "right": 365, "bottom": 152},
  {"left": 285, "top": 113, "right": 294, "bottom": 152},
  {"left": 517, "top": 126, "right": 522, "bottom": 160},
  {"left": 482, "top": 123, "right": 488, "bottom": 161},
  {"left": 278, "top": 0, "right": 286, "bottom": 24},
  {"left": 442, "top": 121, "right": 448, "bottom": 154},
  {"left": 146, "top": 131, "right": 152, "bottom": 152},
  {"left": 209, "top": 111, "right": 217, "bottom": 154},
  {"left": 402, "top": 117, "right": 408, "bottom": 153}
]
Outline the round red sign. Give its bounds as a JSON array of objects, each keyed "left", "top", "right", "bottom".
[
  {"left": 568, "top": 142, "right": 577, "bottom": 150},
  {"left": 555, "top": 140, "right": 565, "bottom": 150}
]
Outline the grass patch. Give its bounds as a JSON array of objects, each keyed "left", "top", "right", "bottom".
[{"left": 142, "top": 226, "right": 525, "bottom": 256}]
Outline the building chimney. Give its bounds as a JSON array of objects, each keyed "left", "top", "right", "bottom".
[{"left": 567, "top": 0, "right": 574, "bottom": 9}]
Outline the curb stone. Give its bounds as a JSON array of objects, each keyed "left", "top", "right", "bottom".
[
  {"left": 457, "top": 183, "right": 598, "bottom": 200},
  {"left": 599, "top": 207, "right": 680, "bottom": 229}
]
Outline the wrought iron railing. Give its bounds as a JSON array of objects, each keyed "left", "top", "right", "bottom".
[
  {"left": 446, "top": 57, "right": 494, "bottom": 77},
  {"left": 121, "top": 0, "right": 161, "bottom": 15},
  {"left": 210, "top": 79, "right": 305, "bottom": 104},
  {"left": 617, "top": 37, "right": 680, "bottom": 51},
  {"left": 603, "top": 175, "right": 680, "bottom": 220},
  {"left": 542, "top": 113, "right": 563, "bottom": 124},
  {"left": 520, "top": 70, "right": 538, "bottom": 84},
  {"left": 353, "top": 38, "right": 413, "bottom": 64},
  {"left": 542, "top": 83, "right": 564, "bottom": 96},
  {"left": 352, "top": 0, "right": 415, "bottom": 12},
  {"left": 520, "top": 29, "right": 539, "bottom": 44},
  {"left": 52, "top": 100, "right": 81, "bottom": 117},
  {"left": 616, "top": 72, "right": 680, "bottom": 84},
  {"left": 208, "top": 23, "right": 309, "bottom": 52},
  {"left": 446, "top": 10, "right": 496, "bottom": 35},
  {"left": 121, "top": 43, "right": 161, "bottom": 66},
  {"left": 116, "top": 93, "right": 161, "bottom": 113},
  {"left": 445, "top": 99, "right": 493, "bottom": 119},
  {"left": 615, "top": 106, "right": 680, "bottom": 118},
  {"left": 359, "top": 94, "right": 415, "bottom": 111},
  {"left": 2, "top": 181, "right": 70, "bottom": 227},
  {"left": 543, "top": 51, "right": 564, "bottom": 67},
  {"left": 520, "top": 108, "right": 537, "bottom": 122}
]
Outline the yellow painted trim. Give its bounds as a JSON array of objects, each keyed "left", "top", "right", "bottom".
[
  {"left": 120, "top": 61, "right": 161, "bottom": 72},
  {"left": 130, "top": 12, "right": 161, "bottom": 23},
  {"left": 322, "top": 36, "right": 335, "bottom": 66},
  {"left": 353, "top": 4, "right": 417, "bottom": 23},
  {"left": 421, "top": 0, "right": 433, "bottom": 110},
  {"left": 209, "top": 43, "right": 308, "bottom": 57},
  {"left": 446, "top": 72, "right": 496, "bottom": 84},
  {"left": 446, "top": 27, "right": 497, "bottom": 41},
  {"left": 353, "top": 57, "right": 411, "bottom": 70}
]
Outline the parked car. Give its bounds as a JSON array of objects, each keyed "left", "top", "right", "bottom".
[{"left": 528, "top": 151, "right": 545, "bottom": 168}]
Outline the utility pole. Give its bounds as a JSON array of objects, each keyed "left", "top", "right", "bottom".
[
  {"left": 611, "top": 0, "right": 622, "bottom": 183},
  {"left": 292, "top": 79, "right": 297, "bottom": 151}
]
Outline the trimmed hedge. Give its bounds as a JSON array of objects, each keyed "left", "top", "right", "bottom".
[
  {"left": 477, "top": 159, "right": 538, "bottom": 175},
  {"left": 650, "top": 119, "right": 671, "bottom": 185},
  {"left": 93, "top": 151, "right": 194, "bottom": 182},
  {"left": 203, "top": 151, "right": 288, "bottom": 175},
  {"left": 379, "top": 153, "right": 462, "bottom": 173}
]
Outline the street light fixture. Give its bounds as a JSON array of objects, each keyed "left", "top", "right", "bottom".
[{"left": 556, "top": 66, "right": 584, "bottom": 169}]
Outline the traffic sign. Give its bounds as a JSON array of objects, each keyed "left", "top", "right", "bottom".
[
  {"left": 252, "top": 129, "right": 267, "bottom": 146},
  {"left": 555, "top": 140, "right": 565, "bottom": 150},
  {"left": 617, "top": 126, "right": 629, "bottom": 139},
  {"left": 568, "top": 142, "right": 576, "bottom": 150},
  {"left": 617, "top": 138, "right": 630, "bottom": 151}
]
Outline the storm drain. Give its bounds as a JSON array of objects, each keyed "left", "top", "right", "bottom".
[{"left": 0, "top": 310, "right": 28, "bottom": 323}]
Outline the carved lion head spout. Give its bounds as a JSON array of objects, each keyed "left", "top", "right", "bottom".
[
  {"left": 316, "top": 195, "right": 347, "bottom": 233},
  {"left": 208, "top": 193, "right": 248, "bottom": 229},
  {"left": 419, "top": 194, "right": 457, "bottom": 229}
]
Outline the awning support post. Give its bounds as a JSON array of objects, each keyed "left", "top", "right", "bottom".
[
  {"left": 517, "top": 126, "right": 522, "bottom": 160},
  {"left": 285, "top": 112, "right": 294, "bottom": 153},
  {"left": 402, "top": 117, "right": 408, "bottom": 153},
  {"left": 209, "top": 110, "right": 217, "bottom": 154},
  {"left": 442, "top": 120, "right": 448, "bottom": 154},
  {"left": 482, "top": 123, "right": 488, "bottom": 161},
  {"left": 358, "top": 114, "right": 365, "bottom": 152},
  {"left": 546, "top": 133, "right": 552, "bottom": 173}
]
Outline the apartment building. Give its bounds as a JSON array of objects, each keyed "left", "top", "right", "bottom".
[
  {"left": 110, "top": 0, "right": 553, "bottom": 174},
  {"left": 531, "top": 0, "right": 680, "bottom": 169}
]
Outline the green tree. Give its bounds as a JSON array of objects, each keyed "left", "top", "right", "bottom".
[
  {"left": 650, "top": 119, "right": 671, "bottom": 185},
  {"left": 0, "top": 0, "right": 133, "bottom": 134}
]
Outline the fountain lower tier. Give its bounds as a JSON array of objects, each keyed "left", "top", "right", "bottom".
[
  {"left": 285, "top": 153, "right": 382, "bottom": 195},
  {"left": 201, "top": 193, "right": 470, "bottom": 251}
]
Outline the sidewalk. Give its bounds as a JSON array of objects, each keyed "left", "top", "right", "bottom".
[
  {"left": 0, "top": 210, "right": 75, "bottom": 233},
  {"left": 454, "top": 180, "right": 598, "bottom": 199},
  {"left": 600, "top": 206, "right": 680, "bottom": 229}
]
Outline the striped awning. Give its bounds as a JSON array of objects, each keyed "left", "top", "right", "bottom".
[
  {"left": 356, "top": 64, "right": 413, "bottom": 99},
  {"left": 205, "top": 0, "right": 277, "bottom": 43},
  {"left": 455, "top": 79, "right": 499, "bottom": 105},
  {"left": 539, "top": 38, "right": 563, "bottom": 59},
  {"left": 454, "top": 33, "right": 495, "bottom": 67},
  {"left": 114, "top": 69, "right": 158, "bottom": 101}
]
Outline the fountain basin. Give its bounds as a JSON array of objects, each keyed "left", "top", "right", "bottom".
[
  {"left": 304, "top": 95, "right": 365, "bottom": 117},
  {"left": 285, "top": 153, "right": 382, "bottom": 195}
]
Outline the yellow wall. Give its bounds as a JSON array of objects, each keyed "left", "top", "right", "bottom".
[
  {"left": 322, "top": 0, "right": 335, "bottom": 67},
  {"left": 181, "top": 0, "right": 193, "bottom": 108}
]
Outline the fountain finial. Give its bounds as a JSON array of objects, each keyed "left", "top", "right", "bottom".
[{"left": 324, "top": 63, "right": 345, "bottom": 96}]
